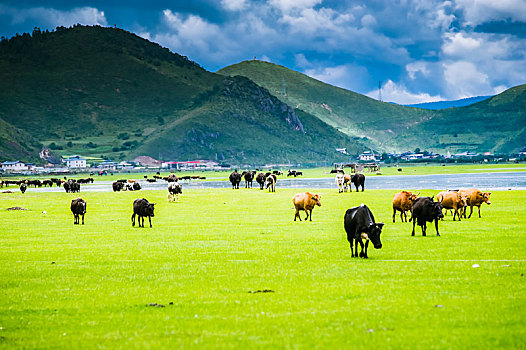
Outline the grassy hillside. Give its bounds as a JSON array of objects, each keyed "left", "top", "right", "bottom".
[
  {"left": 218, "top": 61, "right": 525, "bottom": 153},
  {"left": 0, "top": 118, "right": 43, "bottom": 163},
  {"left": 0, "top": 26, "right": 364, "bottom": 164}
]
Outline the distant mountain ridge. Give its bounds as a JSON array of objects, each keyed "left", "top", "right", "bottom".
[
  {"left": 218, "top": 60, "right": 525, "bottom": 154},
  {"left": 404, "top": 96, "right": 492, "bottom": 110}
]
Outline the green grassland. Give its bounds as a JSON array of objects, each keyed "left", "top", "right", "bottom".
[{"left": 1, "top": 186, "right": 525, "bottom": 349}]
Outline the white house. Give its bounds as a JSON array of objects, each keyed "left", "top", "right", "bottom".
[
  {"left": 357, "top": 151, "right": 377, "bottom": 162},
  {"left": 1, "top": 160, "right": 28, "bottom": 171},
  {"left": 64, "top": 155, "right": 87, "bottom": 168}
]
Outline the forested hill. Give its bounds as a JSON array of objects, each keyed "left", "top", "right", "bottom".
[
  {"left": 218, "top": 60, "right": 525, "bottom": 154},
  {"left": 0, "top": 25, "right": 365, "bottom": 164}
]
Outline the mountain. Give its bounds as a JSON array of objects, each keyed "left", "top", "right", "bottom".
[
  {"left": 0, "top": 118, "right": 43, "bottom": 163},
  {"left": 0, "top": 25, "right": 364, "bottom": 164},
  {"left": 218, "top": 60, "right": 525, "bottom": 154},
  {"left": 404, "top": 96, "right": 492, "bottom": 110}
]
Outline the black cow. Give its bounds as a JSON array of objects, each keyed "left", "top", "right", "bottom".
[
  {"left": 63, "top": 181, "right": 70, "bottom": 193},
  {"left": 351, "top": 174, "right": 365, "bottom": 192},
  {"left": 131, "top": 198, "right": 155, "bottom": 228},
  {"left": 112, "top": 182, "right": 124, "bottom": 192},
  {"left": 344, "top": 204, "right": 384, "bottom": 258},
  {"left": 168, "top": 182, "right": 182, "bottom": 202},
  {"left": 132, "top": 182, "right": 141, "bottom": 191},
  {"left": 71, "top": 182, "right": 80, "bottom": 193},
  {"left": 256, "top": 172, "right": 266, "bottom": 190},
  {"left": 229, "top": 170, "right": 242, "bottom": 189},
  {"left": 20, "top": 183, "right": 27, "bottom": 194},
  {"left": 71, "top": 198, "right": 86, "bottom": 225},
  {"left": 242, "top": 171, "right": 255, "bottom": 188},
  {"left": 411, "top": 197, "right": 444, "bottom": 236}
]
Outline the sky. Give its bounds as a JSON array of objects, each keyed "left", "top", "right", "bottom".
[{"left": 0, "top": 0, "right": 525, "bottom": 104}]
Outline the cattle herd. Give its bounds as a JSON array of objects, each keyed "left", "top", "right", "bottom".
[{"left": 1, "top": 170, "right": 493, "bottom": 259}]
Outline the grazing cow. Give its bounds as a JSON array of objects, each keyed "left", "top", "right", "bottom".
[
  {"left": 292, "top": 192, "right": 321, "bottom": 221},
  {"left": 70, "top": 198, "right": 86, "bottom": 225},
  {"left": 411, "top": 197, "right": 444, "bottom": 236},
  {"left": 242, "top": 171, "right": 255, "bottom": 188},
  {"left": 392, "top": 191, "right": 418, "bottom": 222},
  {"left": 335, "top": 173, "right": 345, "bottom": 193},
  {"left": 459, "top": 188, "right": 491, "bottom": 218},
  {"left": 351, "top": 174, "right": 365, "bottom": 192},
  {"left": 266, "top": 174, "right": 277, "bottom": 192},
  {"left": 132, "top": 182, "right": 141, "bottom": 191},
  {"left": 168, "top": 182, "right": 182, "bottom": 202},
  {"left": 63, "top": 181, "right": 70, "bottom": 193},
  {"left": 287, "top": 170, "right": 296, "bottom": 177},
  {"left": 51, "top": 178, "right": 61, "bottom": 187},
  {"left": 344, "top": 204, "right": 384, "bottom": 258},
  {"left": 229, "top": 170, "right": 242, "bottom": 189},
  {"left": 112, "top": 181, "right": 124, "bottom": 192},
  {"left": 131, "top": 198, "right": 155, "bottom": 228},
  {"left": 146, "top": 178, "right": 157, "bottom": 183},
  {"left": 343, "top": 174, "right": 351, "bottom": 192},
  {"left": 20, "top": 183, "right": 27, "bottom": 194},
  {"left": 437, "top": 191, "right": 468, "bottom": 221},
  {"left": 256, "top": 172, "right": 266, "bottom": 190},
  {"left": 272, "top": 170, "right": 283, "bottom": 175},
  {"left": 295, "top": 171, "right": 303, "bottom": 177},
  {"left": 42, "top": 179, "right": 53, "bottom": 187}
]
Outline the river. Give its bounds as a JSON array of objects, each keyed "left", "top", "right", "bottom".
[{"left": 14, "top": 171, "right": 526, "bottom": 192}]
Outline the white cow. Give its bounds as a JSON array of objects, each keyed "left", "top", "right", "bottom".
[{"left": 335, "top": 173, "right": 345, "bottom": 193}]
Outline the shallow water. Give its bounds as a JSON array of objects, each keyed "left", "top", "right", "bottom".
[{"left": 13, "top": 171, "right": 526, "bottom": 193}]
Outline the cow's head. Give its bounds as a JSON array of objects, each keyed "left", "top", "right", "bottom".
[
  {"left": 367, "top": 222, "right": 384, "bottom": 249},
  {"left": 312, "top": 194, "right": 322, "bottom": 207},
  {"left": 79, "top": 201, "right": 86, "bottom": 214},
  {"left": 432, "top": 201, "right": 444, "bottom": 219},
  {"left": 146, "top": 203, "right": 156, "bottom": 217},
  {"left": 409, "top": 192, "right": 419, "bottom": 202},
  {"left": 483, "top": 192, "right": 491, "bottom": 205}
]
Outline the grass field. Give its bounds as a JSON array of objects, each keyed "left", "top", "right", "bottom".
[{"left": 1, "top": 187, "right": 525, "bottom": 349}]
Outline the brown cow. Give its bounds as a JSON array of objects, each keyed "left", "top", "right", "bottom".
[
  {"left": 392, "top": 191, "right": 418, "bottom": 222},
  {"left": 459, "top": 189, "right": 491, "bottom": 218},
  {"left": 293, "top": 192, "right": 322, "bottom": 221},
  {"left": 343, "top": 174, "right": 351, "bottom": 192},
  {"left": 436, "top": 191, "right": 468, "bottom": 221}
]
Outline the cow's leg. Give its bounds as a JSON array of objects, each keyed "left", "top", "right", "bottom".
[
  {"left": 304, "top": 209, "right": 309, "bottom": 221},
  {"left": 435, "top": 219, "right": 440, "bottom": 236},
  {"left": 81, "top": 214, "right": 85, "bottom": 225},
  {"left": 354, "top": 239, "right": 359, "bottom": 257},
  {"left": 349, "top": 240, "right": 354, "bottom": 257},
  {"left": 358, "top": 239, "right": 365, "bottom": 258},
  {"left": 361, "top": 185, "right": 364, "bottom": 192},
  {"left": 392, "top": 209, "right": 396, "bottom": 223},
  {"left": 131, "top": 213, "right": 135, "bottom": 226},
  {"left": 468, "top": 206, "right": 474, "bottom": 218},
  {"left": 402, "top": 210, "right": 407, "bottom": 222},
  {"left": 309, "top": 209, "right": 313, "bottom": 221},
  {"left": 422, "top": 222, "right": 427, "bottom": 236},
  {"left": 363, "top": 240, "right": 369, "bottom": 258},
  {"left": 477, "top": 205, "right": 482, "bottom": 218},
  {"left": 148, "top": 216, "right": 152, "bottom": 228},
  {"left": 73, "top": 214, "right": 77, "bottom": 224},
  {"left": 294, "top": 209, "right": 301, "bottom": 221}
]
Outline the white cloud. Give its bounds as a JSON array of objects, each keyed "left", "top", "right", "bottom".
[
  {"left": 443, "top": 61, "right": 490, "bottom": 97},
  {"left": 269, "top": 0, "right": 322, "bottom": 13},
  {"left": 221, "top": 0, "right": 247, "bottom": 12},
  {"left": 366, "top": 80, "right": 444, "bottom": 104},
  {"left": 406, "top": 61, "right": 430, "bottom": 79},
  {"left": 442, "top": 32, "right": 481, "bottom": 56},
  {"left": 294, "top": 53, "right": 310, "bottom": 68},
  {"left": 455, "top": 0, "right": 526, "bottom": 25},
  {"left": 1, "top": 5, "right": 107, "bottom": 27},
  {"left": 361, "top": 14, "right": 377, "bottom": 28}
]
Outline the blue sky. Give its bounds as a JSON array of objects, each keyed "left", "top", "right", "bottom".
[{"left": 1, "top": 0, "right": 525, "bottom": 104}]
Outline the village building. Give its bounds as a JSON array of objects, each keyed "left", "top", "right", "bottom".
[
  {"left": 1, "top": 160, "right": 30, "bottom": 171},
  {"left": 64, "top": 155, "right": 87, "bottom": 168}
]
